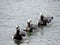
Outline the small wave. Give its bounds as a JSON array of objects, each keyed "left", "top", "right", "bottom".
[
  {"left": 0, "top": 25, "right": 14, "bottom": 28},
  {"left": 0, "top": 17, "right": 15, "bottom": 19}
]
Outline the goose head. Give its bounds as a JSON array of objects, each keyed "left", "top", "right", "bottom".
[
  {"left": 16, "top": 25, "right": 20, "bottom": 35},
  {"left": 40, "top": 13, "right": 44, "bottom": 20},
  {"left": 27, "top": 19, "right": 32, "bottom": 27},
  {"left": 16, "top": 25, "right": 20, "bottom": 30}
]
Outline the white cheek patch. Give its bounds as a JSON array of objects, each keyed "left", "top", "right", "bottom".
[{"left": 27, "top": 18, "right": 32, "bottom": 23}]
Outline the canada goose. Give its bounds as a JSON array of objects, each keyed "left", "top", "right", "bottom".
[
  {"left": 38, "top": 13, "right": 54, "bottom": 27},
  {"left": 13, "top": 25, "right": 26, "bottom": 40}
]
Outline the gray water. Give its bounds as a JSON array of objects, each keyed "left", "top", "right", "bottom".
[{"left": 0, "top": 0, "right": 60, "bottom": 45}]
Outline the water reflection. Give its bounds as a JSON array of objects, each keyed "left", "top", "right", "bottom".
[
  {"left": 27, "top": 32, "right": 32, "bottom": 37},
  {"left": 13, "top": 39, "right": 23, "bottom": 45},
  {"left": 38, "top": 26, "right": 44, "bottom": 35}
]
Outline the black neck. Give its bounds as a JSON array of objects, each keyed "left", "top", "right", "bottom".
[
  {"left": 27, "top": 22, "right": 30, "bottom": 27},
  {"left": 40, "top": 15, "right": 44, "bottom": 21},
  {"left": 16, "top": 30, "right": 20, "bottom": 35}
]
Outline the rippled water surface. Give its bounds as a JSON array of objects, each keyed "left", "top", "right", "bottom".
[{"left": 0, "top": 0, "right": 60, "bottom": 45}]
